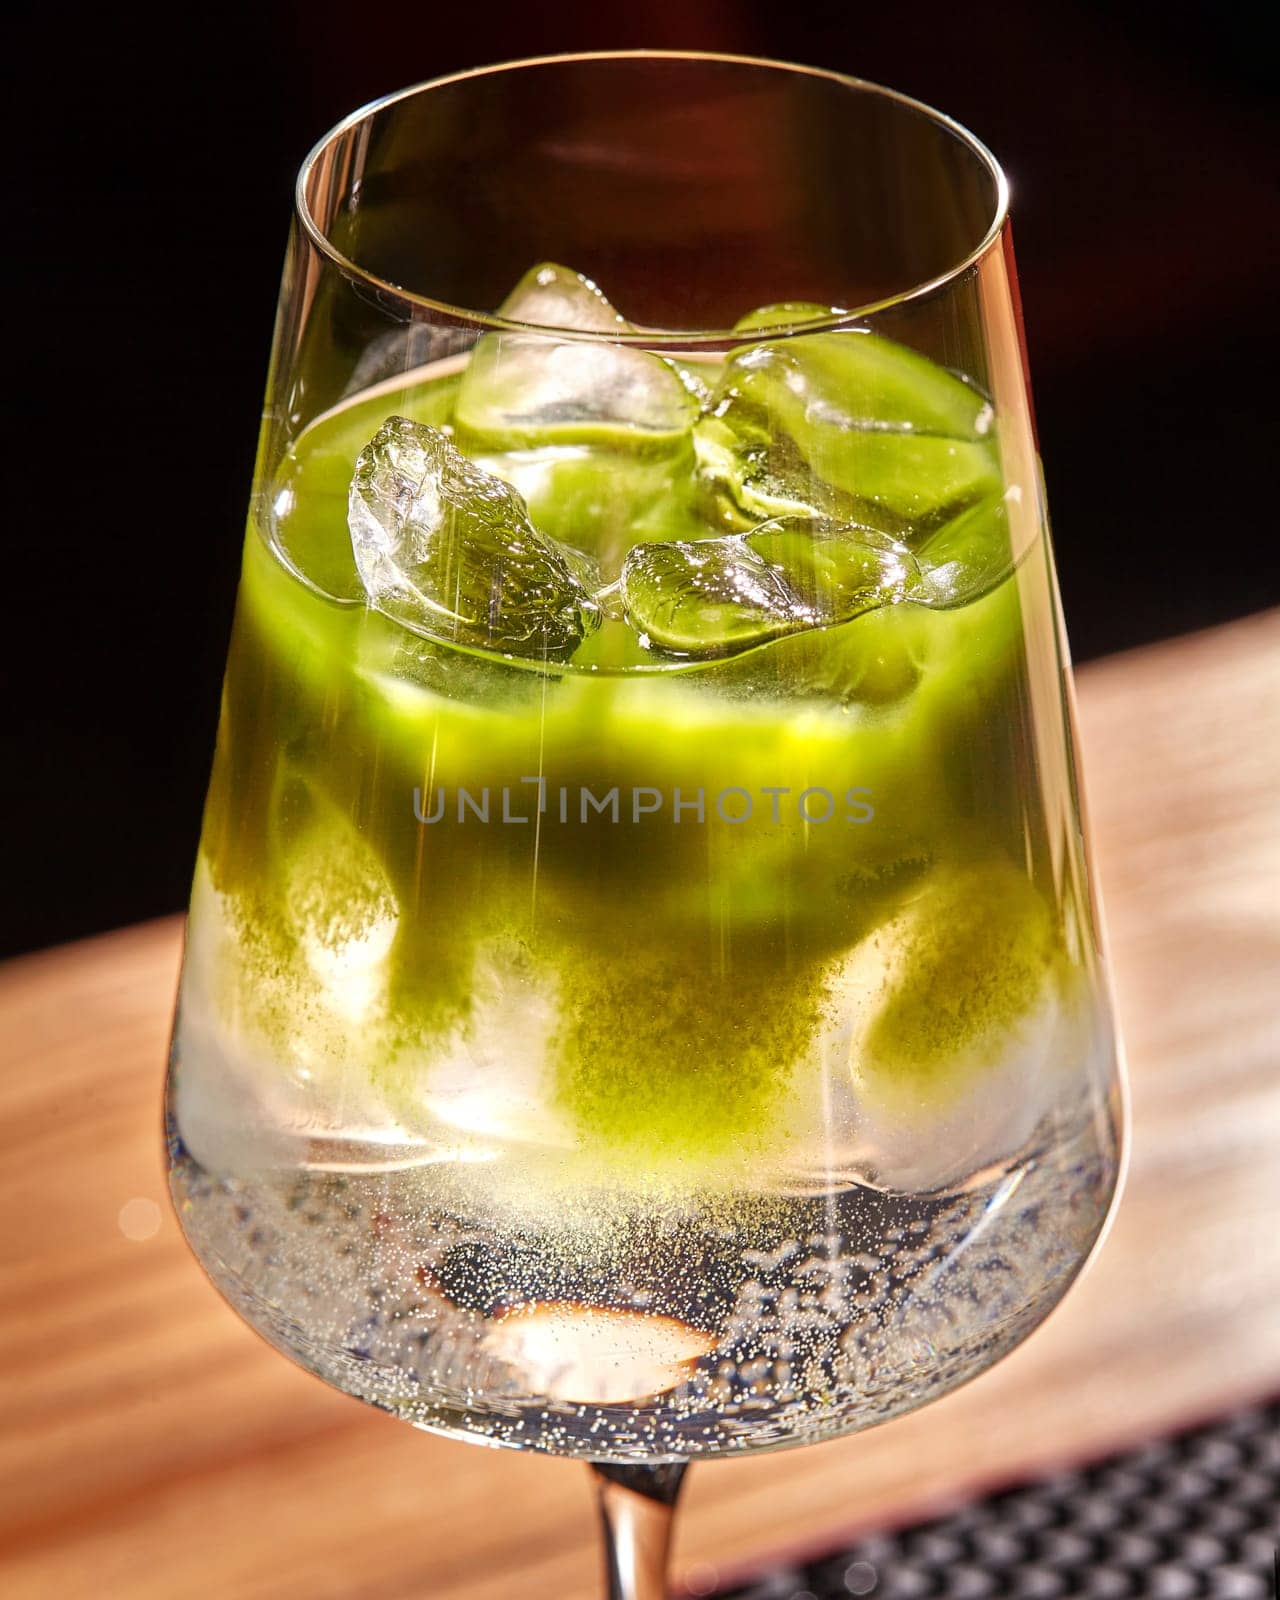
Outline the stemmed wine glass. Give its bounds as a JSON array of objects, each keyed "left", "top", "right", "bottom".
[{"left": 167, "top": 53, "right": 1123, "bottom": 1599}]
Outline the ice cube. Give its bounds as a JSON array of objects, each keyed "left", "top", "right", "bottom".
[
  {"left": 695, "top": 325, "right": 1004, "bottom": 566},
  {"left": 417, "top": 936, "right": 573, "bottom": 1153},
  {"left": 452, "top": 262, "right": 697, "bottom": 451},
  {"left": 840, "top": 861, "right": 1074, "bottom": 1191},
  {"left": 732, "top": 300, "right": 842, "bottom": 334},
  {"left": 489, "top": 260, "right": 628, "bottom": 334},
  {"left": 285, "top": 799, "right": 400, "bottom": 1025},
  {"left": 348, "top": 416, "right": 600, "bottom": 659},
  {"left": 173, "top": 855, "right": 407, "bottom": 1179},
  {"left": 914, "top": 492, "right": 1015, "bottom": 607},
  {"left": 620, "top": 514, "right": 920, "bottom": 658}
]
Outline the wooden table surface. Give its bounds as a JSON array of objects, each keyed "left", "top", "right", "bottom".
[{"left": 2, "top": 612, "right": 1278, "bottom": 1599}]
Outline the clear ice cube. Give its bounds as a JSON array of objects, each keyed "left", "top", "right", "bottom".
[
  {"left": 452, "top": 262, "right": 697, "bottom": 451},
  {"left": 348, "top": 416, "right": 600, "bottom": 659},
  {"left": 620, "top": 514, "right": 920, "bottom": 658}
]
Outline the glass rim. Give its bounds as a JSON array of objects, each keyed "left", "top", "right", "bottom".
[{"left": 295, "top": 49, "right": 1011, "bottom": 347}]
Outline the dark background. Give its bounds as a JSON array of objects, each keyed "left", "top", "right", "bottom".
[{"left": 7, "top": 2, "right": 1277, "bottom": 960}]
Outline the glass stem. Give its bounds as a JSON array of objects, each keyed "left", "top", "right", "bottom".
[{"left": 591, "top": 1461, "right": 688, "bottom": 1600}]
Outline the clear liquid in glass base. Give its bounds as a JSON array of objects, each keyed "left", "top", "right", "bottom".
[{"left": 169, "top": 1094, "right": 1117, "bottom": 1461}]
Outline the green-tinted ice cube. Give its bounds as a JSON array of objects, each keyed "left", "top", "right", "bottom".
[
  {"left": 696, "top": 325, "right": 1001, "bottom": 528},
  {"left": 347, "top": 416, "right": 600, "bottom": 659},
  {"left": 620, "top": 514, "right": 919, "bottom": 658},
  {"left": 491, "top": 260, "right": 630, "bottom": 333},
  {"left": 732, "top": 301, "right": 844, "bottom": 334},
  {"left": 861, "top": 861, "right": 1060, "bottom": 1104},
  {"left": 452, "top": 262, "right": 697, "bottom": 453},
  {"left": 915, "top": 493, "right": 1016, "bottom": 607}
]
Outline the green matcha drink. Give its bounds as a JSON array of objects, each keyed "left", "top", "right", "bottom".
[{"left": 169, "top": 267, "right": 1119, "bottom": 1457}]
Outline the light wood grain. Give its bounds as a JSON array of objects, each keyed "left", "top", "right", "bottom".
[{"left": 1, "top": 612, "right": 1278, "bottom": 1600}]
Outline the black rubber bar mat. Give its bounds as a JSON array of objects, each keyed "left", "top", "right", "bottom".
[{"left": 717, "top": 1400, "right": 1279, "bottom": 1599}]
